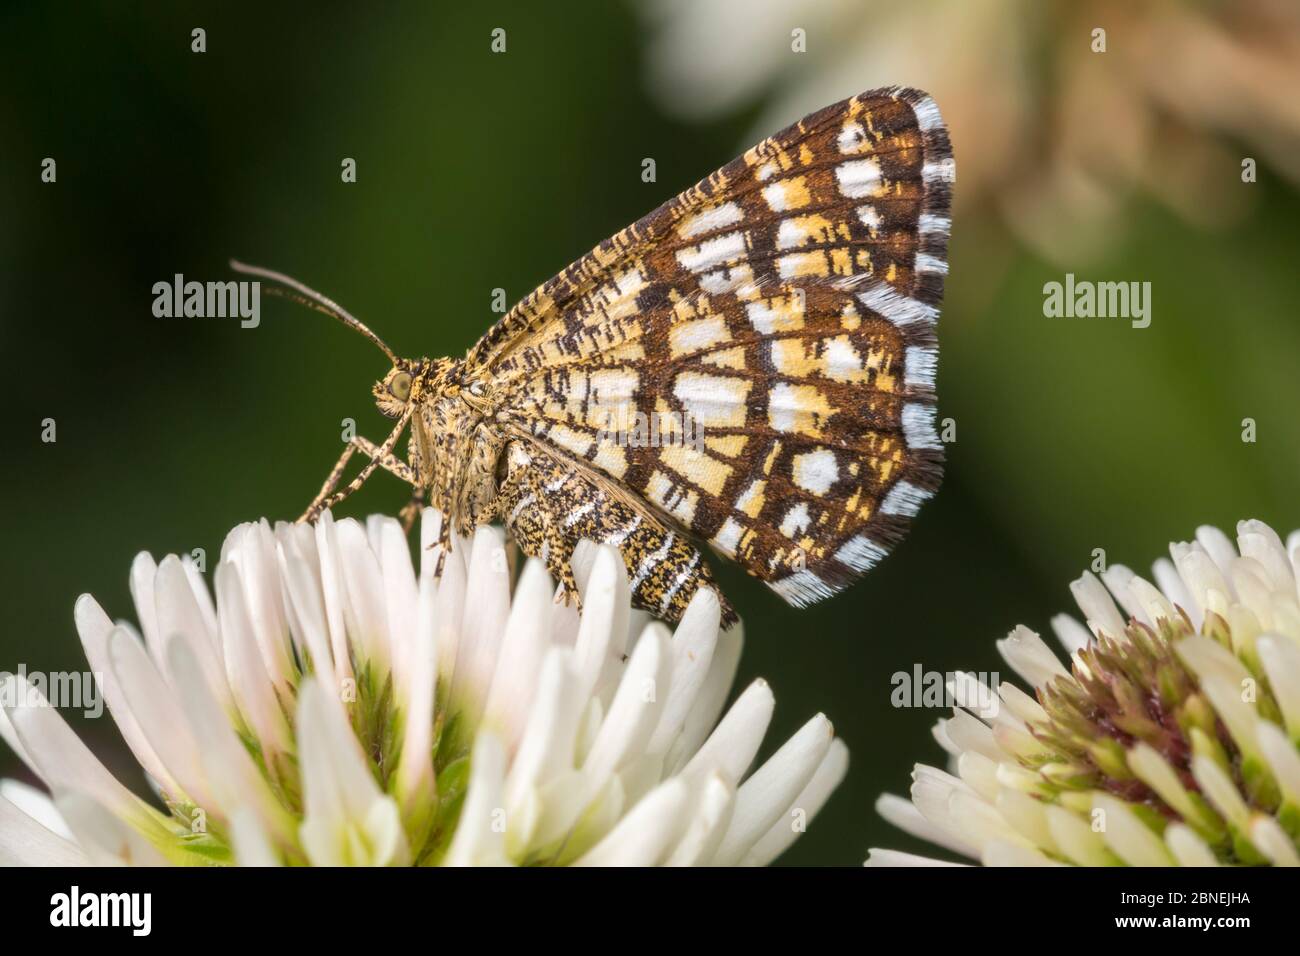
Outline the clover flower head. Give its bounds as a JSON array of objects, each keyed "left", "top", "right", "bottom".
[
  {"left": 1, "top": 510, "right": 847, "bottom": 866},
  {"left": 870, "top": 519, "right": 1300, "bottom": 867}
]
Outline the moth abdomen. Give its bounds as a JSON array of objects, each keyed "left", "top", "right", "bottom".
[{"left": 498, "top": 440, "right": 736, "bottom": 626}]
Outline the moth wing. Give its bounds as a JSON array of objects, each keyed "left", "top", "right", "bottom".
[{"left": 469, "top": 87, "right": 953, "bottom": 607}]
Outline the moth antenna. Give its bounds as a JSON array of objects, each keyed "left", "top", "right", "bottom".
[{"left": 229, "top": 259, "right": 399, "bottom": 365}]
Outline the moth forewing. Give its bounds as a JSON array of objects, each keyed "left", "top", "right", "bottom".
[
  {"left": 242, "top": 86, "right": 952, "bottom": 626},
  {"left": 476, "top": 86, "right": 952, "bottom": 620}
]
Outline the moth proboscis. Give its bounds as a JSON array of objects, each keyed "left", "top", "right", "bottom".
[{"left": 233, "top": 86, "right": 954, "bottom": 627}]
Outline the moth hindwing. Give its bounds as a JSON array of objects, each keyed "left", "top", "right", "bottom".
[{"left": 242, "top": 86, "right": 953, "bottom": 626}]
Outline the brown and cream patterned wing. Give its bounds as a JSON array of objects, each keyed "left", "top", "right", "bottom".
[{"left": 472, "top": 87, "right": 953, "bottom": 607}]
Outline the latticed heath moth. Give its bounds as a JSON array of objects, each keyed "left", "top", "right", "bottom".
[{"left": 234, "top": 87, "right": 953, "bottom": 625}]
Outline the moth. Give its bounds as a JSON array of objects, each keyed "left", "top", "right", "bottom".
[{"left": 234, "top": 86, "right": 953, "bottom": 625}]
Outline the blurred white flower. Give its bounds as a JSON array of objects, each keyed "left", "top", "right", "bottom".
[
  {"left": 869, "top": 518, "right": 1300, "bottom": 867},
  {"left": 0, "top": 510, "right": 846, "bottom": 866},
  {"left": 641, "top": 0, "right": 1300, "bottom": 263}
]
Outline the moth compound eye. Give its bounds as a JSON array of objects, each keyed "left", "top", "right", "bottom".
[
  {"left": 468, "top": 380, "right": 485, "bottom": 397},
  {"left": 389, "top": 371, "right": 412, "bottom": 400}
]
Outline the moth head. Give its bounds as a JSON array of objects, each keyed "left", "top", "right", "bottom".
[{"left": 373, "top": 360, "right": 422, "bottom": 419}]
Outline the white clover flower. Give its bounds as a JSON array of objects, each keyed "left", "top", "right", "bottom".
[
  {"left": 869, "top": 519, "right": 1300, "bottom": 867},
  {"left": 0, "top": 511, "right": 846, "bottom": 866}
]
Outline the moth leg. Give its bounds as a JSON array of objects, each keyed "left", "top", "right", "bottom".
[
  {"left": 343, "top": 436, "right": 427, "bottom": 532},
  {"left": 298, "top": 442, "right": 359, "bottom": 523},
  {"left": 300, "top": 405, "right": 415, "bottom": 522},
  {"left": 351, "top": 436, "right": 416, "bottom": 485},
  {"left": 427, "top": 487, "right": 454, "bottom": 559},
  {"left": 413, "top": 484, "right": 454, "bottom": 576},
  {"left": 298, "top": 431, "right": 418, "bottom": 524},
  {"left": 399, "top": 489, "right": 427, "bottom": 535},
  {"left": 547, "top": 527, "right": 582, "bottom": 608}
]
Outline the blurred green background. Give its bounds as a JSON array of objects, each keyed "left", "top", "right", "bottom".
[{"left": 2, "top": 1, "right": 1297, "bottom": 865}]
